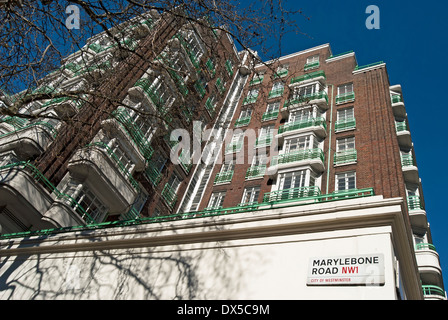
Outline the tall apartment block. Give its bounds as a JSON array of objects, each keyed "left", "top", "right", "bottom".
[{"left": 0, "top": 11, "right": 444, "bottom": 300}]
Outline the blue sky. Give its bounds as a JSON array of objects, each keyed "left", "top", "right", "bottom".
[{"left": 241, "top": 0, "right": 448, "bottom": 287}]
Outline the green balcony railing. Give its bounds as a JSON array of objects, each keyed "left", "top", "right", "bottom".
[
  {"left": 271, "top": 148, "right": 324, "bottom": 167},
  {"left": 415, "top": 243, "right": 437, "bottom": 251},
  {"left": 0, "top": 120, "right": 58, "bottom": 140},
  {"left": 283, "top": 91, "right": 328, "bottom": 109},
  {"left": 422, "top": 285, "right": 446, "bottom": 299},
  {"left": 243, "top": 94, "right": 258, "bottom": 105},
  {"left": 214, "top": 170, "right": 234, "bottom": 184},
  {"left": 0, "top": 188, "right": 376, "bottom": 240},
  {"left": 0, "top": 161, "right": 97, "bottom": 224},
  {"left": 245, "top": 165, "right": 266, "bottom": 180},
  {"left": 391, "top": 95, "right": 403, "bottom": 104},
  {"left": 273, "top": 69, "right": 288, "bottom": 79},
  {"left": 334, "top": 149, "right": 357, "bottom": 165},
  {"left": 278, "top": 117, "right": 327, "bottom": 135},
  {"left": 206, "top": 58, "right": 216, "bottom": 77},
  {"left": 225, "top": 60, "right": 234, "bottom": 76},
  {"left": 395, "top": 121, "right": 408, "bottom": 132},
  {"left": 263, "top": 186, "right": 321, "bottom": 202},
  {"left": 290, "top": 70, "right": 326, "bottom": 85},
  {"left": 111, "top": 108, "right": 154, "bottom": 160},
  {"left": 335, "top": 92, "right": 355, "bottom": 104},
  {"left": 133, "top": 78, "right": 165, "bottom": 108},
  {"left": 261, "top": 110, "right": 279, "bottom": 122},
  {"left": 0, "top": 116, "right": 29, "bottom": 129},
  {"left": 263, "top": 187, "right": 374, "bottom": 205},
  {"left": 234, "top": 116, "right": 251, "bottom": 128},
  {"left": 161, "top": 184, "right": 177, "bottom": 209},
  {"left": 335, "top": 118, "right": 356, "bottom": 132},
  {"left": 250, "top": 76, "right": 264, "bottom": 86},
  {"left": 304, "top": 61, "right": 320, "bottom": 71},
  {"left": 86, "top": 142, "right": 140, "bottom": 192},
  {"left": 354, "top": 61, "right": 384, "bottom": 71},
  {"left": 225, "top": 141, "right": 243, "bottom": 153},
  {"left": 146, "top": 165, "right": 162, "bottom": 187},
  {"left": 254, "top": 134, "right": 273, "bottom": 148},
  {"left": 407, "top": 195, "right": 424, "bottom": 211},
  {"left": 268, "top": 88, "right": 285, "bottom": 99},
  {"left": 401, "top": 154, "right": 415, "bottom": 167}
]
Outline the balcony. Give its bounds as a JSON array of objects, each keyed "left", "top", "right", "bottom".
[
  {"left": 335, "top": 118, "right": 356, "bottom": 132},
  {"left": 290, "top": 70, "right": 326, "bottom": 87},
  {"left": 243, "top": 94, "right": 258, "bottom": 105},
  {"left": 267, "top": 148, "right": 325, "bottom": 177},
  {"left": 277, "top": 117, "right": 327, "bottom": 142},
  {"left": 68, "top": 143, "right": 140, "bottom": 215},
  {"left": 161, "top": 183, "right": 177, "bottom": 209},
  {"left": 0, "top": 161, "right": 55, "bottom": 233},
  {"left": 40, "top": 97, "right": 82, "bottom": 118},
  {"left": 401, "top": 154, "right": 419, "bottom": 183},
  {"left": 282, "top": 91, "right": 328, "bottom": 115},
  {"left": 245, "top": 165, "right": 266, "bottom": 180},
  {"left": 334, "top": 149, "right": 357, "bottom": 166},
  {"left": 422, "top": 285, "right": 446, "bottom": 300},
  {"left": 263, "top": 185, "right": 321, "bottom": 203},
  {"left": 146, "top": 165, "right": 162, "bottom": 187},
  {"left": 304, "top": 61, "right": 320, "bottom": 71},
  {"left": 415, "top": 243, "right": 444, "bottom": 289},
  {"left": 391, "top": 94, "right": 406, "bottom": 118},
  {"left": 128, "top": 78, "right": 166, "bottom": 111},
  {"left": 407, "top": 195, "right": 427, "bottom": 229},
  {"left": 110, "top": 108, "right": 154, "bottom": 160},
  {"left": 234, "top": 116, "right": 251, "bottom": 128},
  {"left": 261, "top": 110, "right": 279, "bottom": 122},
  {"left": 0, "top": 121, "right": 57, "bottom": 159},
  {"left": 335, "top": 92, "right": 355, "bottom": 105},
  {"left": 254, "top": 135, "right": 273, "bottom": 149},
  {"left": 395, "top": 121, "right": 412, "bottom": 148},
  {"left": 225, "top": 141, "right": 243, "bottom": 154},
  {"left": 214, "top": 170, "right": 234, "bottom": 185},
  {"left": 268, "top": 88, "right": 285, "bottom": 99}
]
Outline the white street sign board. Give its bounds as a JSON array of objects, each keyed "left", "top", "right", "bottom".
[{"left": 307, "top": 254, "right": 385, "bottom": 286}]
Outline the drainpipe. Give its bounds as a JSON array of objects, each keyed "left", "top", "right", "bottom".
[{"left": 325, "top": 84, "right": 334, "bottom": 195}]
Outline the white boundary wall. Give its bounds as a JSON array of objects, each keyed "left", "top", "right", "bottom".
[{"left": 0, "top": 196, "right": 423, "bottom": 300}]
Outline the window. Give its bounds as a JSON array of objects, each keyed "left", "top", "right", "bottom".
[
  {"left": 336, "top": 83, "right": 355, "bottom": 104},
  {"left": 274, "top": 65, "right": 289, "bottom": 78},
  {"left": 235, "top": 108, "right": 252, "bottom": 127},
  {"left": 336, "top": 136, "right": 355, "bottom": 152},
  {"left": 279, "top": 170, "right": 307, "bottom": 190},
  {"left": 226, "top": 132, "right": 244, "bottom": 153},
  {"left": 269, "top": 82, "right": 285, "bottom": 98},
  {"left": 293, "top": 83, "right": 319, "bottom": 100},
  {"left": 208, "top": 192, "right": 226, "bottom": 209},
  {"left": 262, "top": 102, "right": 280, "bottom": 121},
  {"left": 336, "top": 107, "right": 356, "bottom": 132},
  {"left": 337, "top": 107, "right": 354, "bottom": 122},
  {"left": 184, "top": 30, "right": 205, "bottom": 64},
  {"left": 266, "top": 102, "right": 280, "bottom": 114},
  {"left": 336, "top": 171, "right": 356, "bottom": 191},
  {"left": 255, "top": 125, "right": 274, "bottom": 148},
  {"left": 289, "top": 108, "right": 313, "bottom": 123},
  {"left": 283, "top": 135, "right": 315, "bottom": 153},
  {"left": 338, "top": 83, "right": 354, "bottom": 96},
  {"left": 335, "top": 136, "right": 357, "bottom": 164},
  {"left": 60, "top": 178, "right": 108, "bottom": 223},
  {"left": 244, "top": 88, "right": 259, "bottom": 105},
  {"left": 305, "top": 55, "right": 320, "bottom": 70},
  {"left": 241, "top": 186, "right": 260, "bottom": 205},
  {"left": 306, "top": 54, "right": 319, "bottom": 65},
  {"left": 250, "top": 74, "right": 264, "bottom": 86}
]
